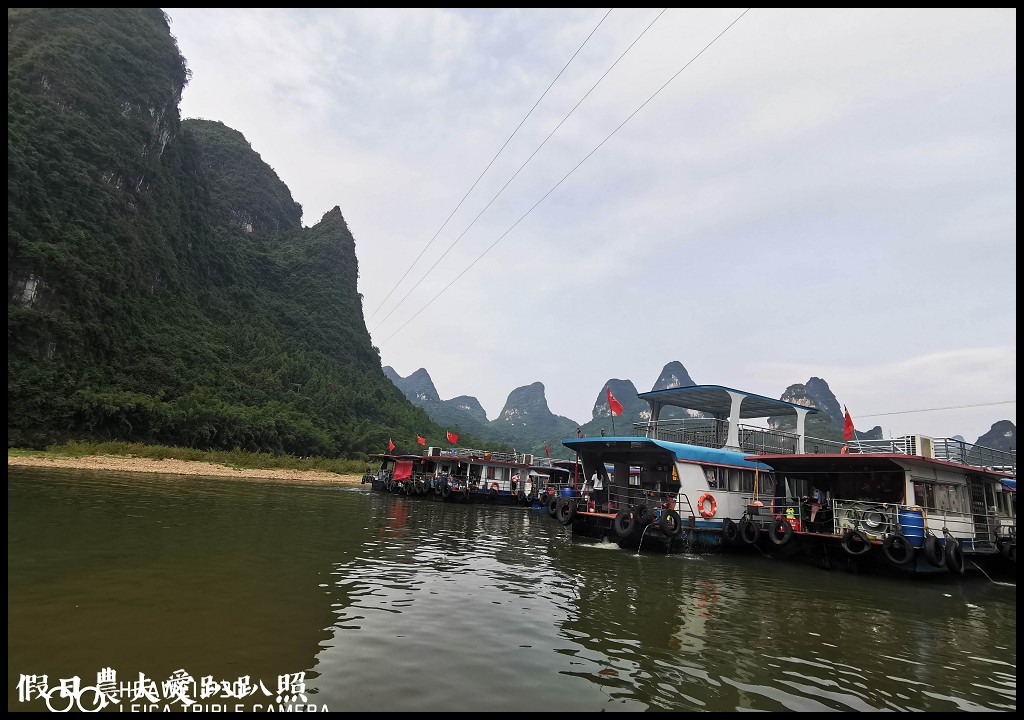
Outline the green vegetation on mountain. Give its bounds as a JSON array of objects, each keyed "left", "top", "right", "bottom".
[{"left": 8, "top": 7, "right": 470, "bottom": 458}]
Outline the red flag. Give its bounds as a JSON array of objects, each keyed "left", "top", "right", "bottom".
[
  {"left": 544, "top": 444, "right": 550, "bottom": 458},
  {"left": 388, "top": 438, "right": 395, "bottom": 453},
  {"left": 842, "top": 406, "right": 855, "bottom": 442},
  {"left": 417, "top": 435, "right": 426, "bottom": 446},
  {"left": 606, "top": 387, "right": 623, "bottom": 416},
  {"left": 447, "top": 430, "right": 459, "bottom": 444}
]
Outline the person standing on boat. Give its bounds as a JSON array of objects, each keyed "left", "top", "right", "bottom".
[{"left": 583, "top": 469, "right": 605, "bottom": 511}]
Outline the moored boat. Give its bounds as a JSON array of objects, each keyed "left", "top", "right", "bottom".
[
  {"left": 557, "top": 384, "right": 1016, "bottom": 579},
  {"left": 367, "top": 446, "right": 536, "bottom": 505},
  {"left": 526, "top": 458, "right": 586, "bottom": 514}
]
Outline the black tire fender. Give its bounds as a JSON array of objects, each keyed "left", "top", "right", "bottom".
[
  {"left": 558, "top": 499, "right": 576, "bottom": 525},
  {"left": 613, "top": 510, "right": 637, "bottom": 538},
  {"left": 945, "top": 539, "right": 965, "bottom": 575},
  {"left": 548, "top": 497, "right": 560, "bottom": 517},
  {"left": 922, "top": 534, "right": 945, "bottom": 568},
  {"left": 1001, "top": 540, "right": 1016, "bottom": 563},
  {"left": 841, "top": 528, "right": 871, "bottom": 556},
  {"left": 882, "top": 533, "right": 915, "bottom": 566},
  {"left": 739, "top": 517, "right": 758, "bottom": 545},
  {"left": 770, "top": 518, "right": 794, "bottom": 546},
  {"left": 659, "top": 509, "right": 682, "bottom": 537},
  {"left": 722, "top": 517, "right": 739, "bottom": 543}
]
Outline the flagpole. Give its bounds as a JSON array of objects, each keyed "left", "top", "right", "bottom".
[
  {"left": 609, "top": 386, "right": 616, "bottom": 435},
  {"left": 574, "top": 448, "right": 579, "bottom": 492}
]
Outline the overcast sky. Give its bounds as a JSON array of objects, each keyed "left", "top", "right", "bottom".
[{"left": 164, "top": 8, "right": 1016, "bottom": 444}]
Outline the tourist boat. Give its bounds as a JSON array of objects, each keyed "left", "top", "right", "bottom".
[
  {"left": 365, "top": 446, "right": 538, "bottom": 505},
  {"left": 362, "top": 453, "right": 426, "bottom": 492},
  {"left": 525, "top": 459, "right": 586, "bottom": 512},
  {"left": 557, "top": 384, "right": 1017, "bottom": 578}
]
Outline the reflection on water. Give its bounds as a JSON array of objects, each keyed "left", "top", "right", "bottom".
[{"left": 8, "top": 468, "right": 1016, "bottom": 712}]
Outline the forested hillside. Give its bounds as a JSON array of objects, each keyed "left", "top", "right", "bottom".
[{"left": 7, "top": 8, "right": 453, "bottom": 457}]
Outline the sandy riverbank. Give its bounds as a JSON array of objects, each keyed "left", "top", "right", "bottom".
[{"left": 7, "top": 454, "right": 365, "bottom": 486}]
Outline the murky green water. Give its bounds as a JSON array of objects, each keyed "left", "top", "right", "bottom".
[{"left": 7, "top": 468, "right": 1016, "bottom": 712}]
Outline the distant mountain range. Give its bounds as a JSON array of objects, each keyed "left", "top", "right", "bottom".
[
  {"left": 976, "top": 420, "right": 1017, "bottom": 454},
  {"left": 384, "top": 362, "right": 1015, "bottom": 458},
  {"left": 11, "top": 8, "right": 1010, "bottom": 465}
]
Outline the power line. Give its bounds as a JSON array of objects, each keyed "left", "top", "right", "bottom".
[
  {"left": 854, "top": 400, "right": 1016, "bottom": 419},
  {"left": 366, "top": 8, "right": 613, "bottom": 322},
  {"left": 378, "top": 8, "right": 751, "bottom": 345},
  {"left": 370, "top": 8, "right": 669, "bottom": 333}
]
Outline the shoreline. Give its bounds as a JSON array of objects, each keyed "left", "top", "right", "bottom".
[{"left": 7, "top": 454, "right": 365, "bottom": 486}]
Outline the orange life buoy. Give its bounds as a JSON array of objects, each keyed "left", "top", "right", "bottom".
[
  {"left": 698, "top": 493, "right": 717, "bottom": 518},
  {"left": 490, "top": 482, "right": 500, "bottom": 492}
]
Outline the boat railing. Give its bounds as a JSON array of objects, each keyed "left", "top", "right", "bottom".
[
  {"left": 738, "top": 425, "right": 801, "bottom": 455},
  {"left": 532, "top": 457, "right": 577, "bottom": 468},
  {"left": 631, "top": 420, "right": 1016, "bottom": 473},
  {"left": 432, "top": 446, "right": 525, "bottom": 464},
  {"left": 526, "top": 478, "right": 574, "bottom": 501},
  {"left": 601, "top": 485, "right": 675, "bottom": 516},
  {"left": 747, "top": 496, "right": 1006, "bottom": 545},
  {"left": 632, "top": 418, "right": 729, "bottom": 447},
  {"left": 845, "top": 437, "right": 1016, "bottom": 473},
  {"left": 933, "top": 438, "right": 1016, "bottom": 473},
  {"left": 632, "top": 419, "right": 816, "bottom": 456},
  {"left": 803, "top": 436, "right": 847, "bottom": 454}
]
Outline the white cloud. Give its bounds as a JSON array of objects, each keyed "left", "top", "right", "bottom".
[{"left": 165, "top": 7, "right": 1016, "bottom": 443}]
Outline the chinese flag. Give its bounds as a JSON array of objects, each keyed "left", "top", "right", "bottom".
[
  {"left": 544, "top": 444, "right": 550, "bottom": 457},
  {"left": 447, "top": 430, "right": 459, "bottom": 444},
  {"left": 842, "top": 406, "right": 855, "bottom": 442},
  {"left": 388, "top": 438, "right": 395, "bottom": 452},
  {"left": 417, "top": 435, "right": 426, "bottom": 446},
  {"left": 607, "top": 387, "right": 623, "bottom": 416}
]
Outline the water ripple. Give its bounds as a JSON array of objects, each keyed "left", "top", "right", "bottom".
[{"left": 7, "top": 470, "right": 1017, "bottom": 712}]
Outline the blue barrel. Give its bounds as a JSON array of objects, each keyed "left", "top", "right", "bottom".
[
  {"left": 898, "top": 507, "right": 926, "bottom": 541},
  {"left": 561, "top": 487, "right": 575, "bottom": 498}
]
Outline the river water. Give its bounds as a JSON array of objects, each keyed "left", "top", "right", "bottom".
[{"left": 7, "top": 468, "right": 1016, "bottom": 712}]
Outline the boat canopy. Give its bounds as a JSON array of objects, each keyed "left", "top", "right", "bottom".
[
  {"left": 528, "top": 465, "right": 571, "bottom": 476},
  {"left": 750, "top": 453, "right": 1017, "bottom": 481},
  {"left": 562, "top": 436, "right": 772, "bottom": 470},
  {"left": 637, "top": 384, "right": 818, "bottom": 419}
]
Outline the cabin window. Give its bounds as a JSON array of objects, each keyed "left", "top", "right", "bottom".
[
  {"left": 733, "top": 468, "right": 771, "bottom": 494},
  {"left": 738, "top": 469, "right": 753, "bottom": 494},
  {"left": 914, "top": 481, "right": 964, "bottom": 514},
  {"left": 933, "top": 484, "right": 963, "bottom": 513},
  {"left": 913, "top": 482, "right": 931, "bottom": 509},
  {"left": 704, "top": 467, "right": 729, "bottom": 489},
  {"left": 704, "top": 467, "right": 724, "bottom": 490},
  {"left": 756, "top": 472, "right": 776, "bottom": 498},
  {"left": 486, "top": 466, "right": 496, "bottom": 480}
]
